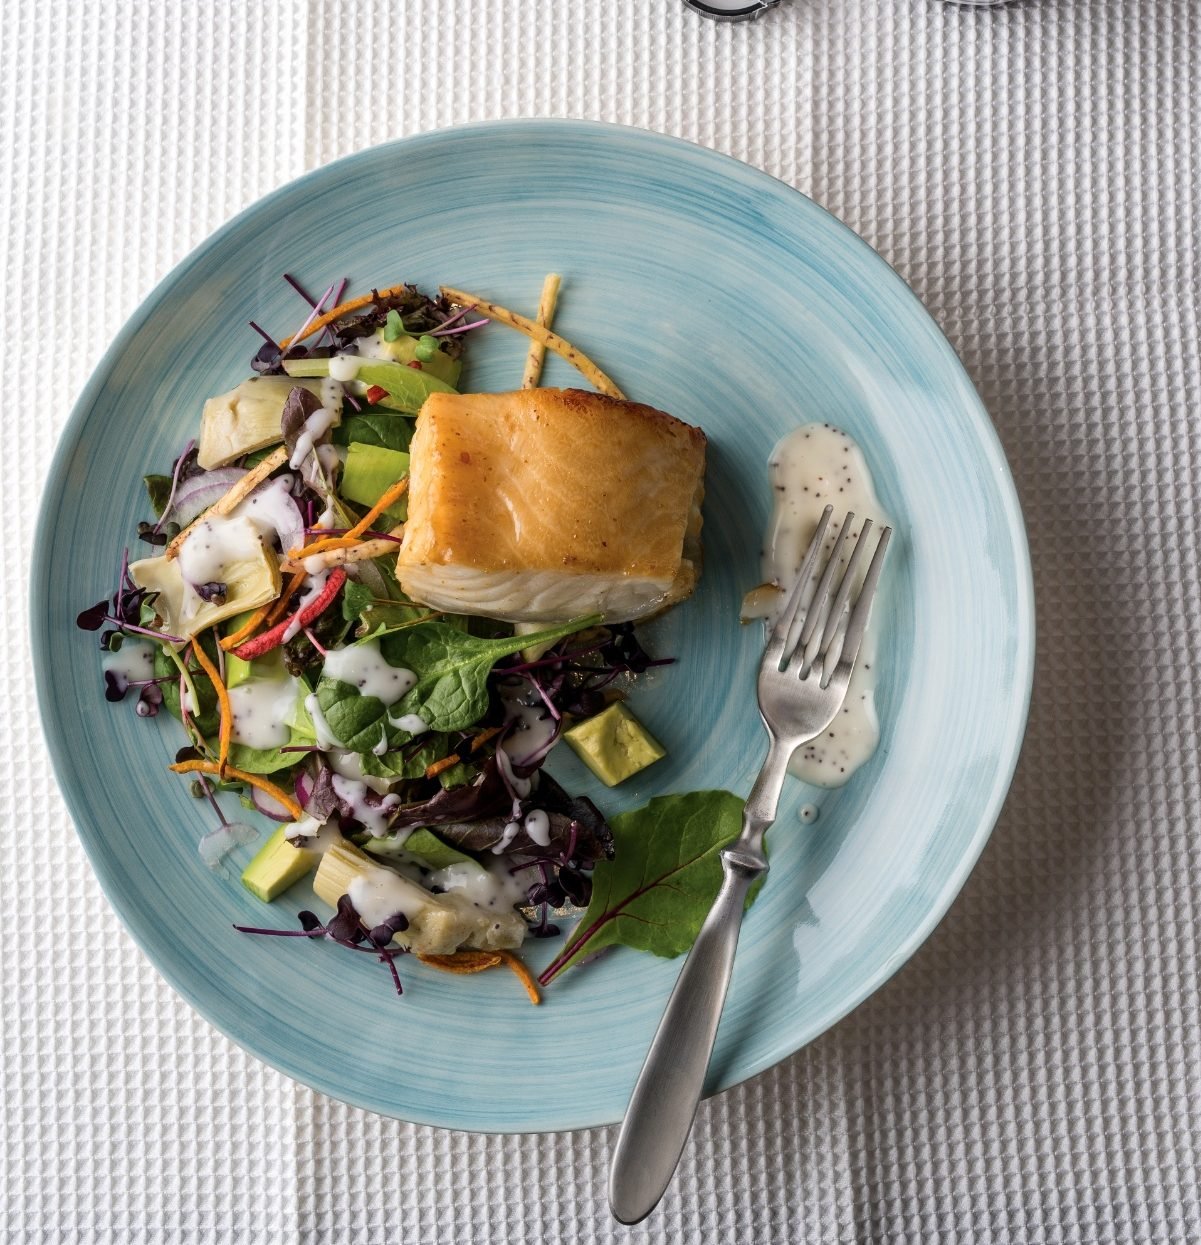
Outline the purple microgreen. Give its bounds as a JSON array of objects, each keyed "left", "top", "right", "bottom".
[
  {"left": 102, "top": 617, "right": 184, "bottom": 644},
  {"left": 315, "top": 277, "right": 348, "bottom": 348},
  {"left": 431, "top": 303, "right": 475, "bottom": 332},
  {"left": 303, "top": 626, "right": 328, "bottom": 656},
  {"left": 152, "top": 438, "right": 197, "bottom": 533},
  {"left": 430, "top": 317, "right": 489, "bottom": 338},
  {"left": 77, "top": 600, "right": 109, "bottom": 631},
  {"left": 234, "top": 925, "right": 327, "bottom": 938},
  {"left": 249, "top": 320, "right": 278, "bottom": 346},
  {"left": 135, "top": 683, "right": 164, "bottom": 718},
  {"left": 288, "top": 280, "right": 337, "bottom": 349},
  {"left": 283, "top": 272, "right": 318, "bottom": 306},
  {"left": 195, "top": 581, "right": 227, "bottom": 605}
]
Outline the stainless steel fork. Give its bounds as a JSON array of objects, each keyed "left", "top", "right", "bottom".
[{"left": 609, "top": 505, "right": 892, "bottom": 1225}]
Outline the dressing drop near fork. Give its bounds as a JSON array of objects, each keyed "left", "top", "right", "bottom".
[{"left": 609, "top": 505, "right": 892, "bottom": 1224}]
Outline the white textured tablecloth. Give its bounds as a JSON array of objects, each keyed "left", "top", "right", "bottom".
[{"left": 4, "top": 1, "right": 1199, "bottom": 1241}]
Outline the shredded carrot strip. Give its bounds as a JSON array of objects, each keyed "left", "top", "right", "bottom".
[
  {"left": 345, "top": 477, "right": 408, "bottom": 541},
  {"left": 287, "top": 534, "right": 356, "bottom": 562},
  {"left": 415, "top": 948, "right": 540, "bottom": 1004},
  {"left": 166, "top": 445, "right": 289, "bottom": 560},
  {"left": 219, "top": 569, "right": 306, "bottom": 651},
  {"left": 424, "top": 726, "right": 503, "bottom": 780},
  {"left": 417, "top": 951, "right": 502, "bottom": 975},
  {"left": 497, "top": 951, "right": 541, "bottom": 1005},
  {"left": 262, "top": 570, "right": 308, "bottom": 627},
  {"left": 168, "top": 759, "right": 303, "bottom": 820},
  {"left": 190, "top": 642, "right": 231, "bottom": 776},
  {"left": 440, "top": 286, "right": 625, "bottom": 399},
  {"left": 220, "top": 605, "right": 271, "bottom": 651},
  {"left": 279, "top": 284, "right": 415, "bottom": 349}
]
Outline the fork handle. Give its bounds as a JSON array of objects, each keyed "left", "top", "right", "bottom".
[{"left": 608, "top": 847, "right": 766, "bottom": 1225}]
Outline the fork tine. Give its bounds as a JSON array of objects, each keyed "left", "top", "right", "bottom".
[
  {"left": 817, "top": 517, "right": 874, "bottom": 657},
  {"left": 765, "top": 505, "right": 832, "bottom": 665},
  {"left": 837, "top": 526, "right": 892, "bottom": 669},
  {"left": 797, "top": 512, "right": 855, "bottom": 654}
]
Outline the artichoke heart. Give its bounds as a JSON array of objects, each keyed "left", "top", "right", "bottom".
[
  {"left": 313, "top": 840, "right": 526, "bottom": 954},
  {"left": 129, "top": 515, "right": 281, "bottom": 643},
  {"left": 197, "top": 376, "right": 333, "bottom": 469}
]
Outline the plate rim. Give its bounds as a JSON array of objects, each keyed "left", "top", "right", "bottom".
[{"left": 31, "top": 118, "right": 1035, "bottom": 1132}]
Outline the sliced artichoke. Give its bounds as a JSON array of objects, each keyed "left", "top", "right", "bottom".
[
  {"left": 197, "top": 376, "right": 334, "bottom": 469},
  {"left": 313, "top": 840, "right": 526, "bottom": 954},
  {"left": 129, "top": 515, "right": 281, "bottom": 643}
]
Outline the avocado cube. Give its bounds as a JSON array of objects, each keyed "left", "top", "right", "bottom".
[
  {"left": 341, "top": 443, "right": 410, "bottom": 522},
  {"left": 241, "top": 826, "right": 319, "bottom": 902},
  {"left": 563, "top": 703, "right": 666, "bottom": 787},
  {"left": 225, "top": 643, "right": 286, "bottom": 691}
]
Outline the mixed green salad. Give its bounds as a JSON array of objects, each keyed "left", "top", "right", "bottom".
[{"left": 79, "top": 274, "right": 752, "bottom": 1002}]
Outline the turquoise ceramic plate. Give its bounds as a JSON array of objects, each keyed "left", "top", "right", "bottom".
[{"left": 33, "top": 121, "right": 1032, "bottom": 1131}]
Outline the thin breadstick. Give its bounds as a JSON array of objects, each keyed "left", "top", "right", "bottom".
[
  {"left": 440, "top": 286, "right": 625, "bottom": 399},
  {"left": 281, "top": 526, "right": 405, "bottom": 574},
  {"left": 166, "top": 445, "right": 289, "bottom": 560},
  {"left": 521, "top": 273, "right": 561, "bottom": 389}
]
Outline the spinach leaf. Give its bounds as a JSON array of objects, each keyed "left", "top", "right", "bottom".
[
  {"left": 399, "top": 828, "right": 472, "bottom": 870},
  {"left": 226, "top": 741, "right": 308, "bottom": 774},
  {"left": 341, "top": 580, "right": 376, "bottom": 623},
  {"left": 314, "top": 615, "right": 600, "bottom": 748},
  {"left": 356, "top": 735, "right": 452, "bottom": 781},
  {"left": 385, "top": 615, "right": 601, "bottom": 733},
  {"left": 332, "top": 409, "right": 414, "bottom": 454},
  {"left": 538, "top": 790, "right": 760, "bottom": 984},
  {"left": 144, "top": 474, "right": 173, "bottom": 517}
]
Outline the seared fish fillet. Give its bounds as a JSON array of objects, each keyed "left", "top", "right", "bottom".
[{"left": 396, "top": 388, "right": 706, "bottom": 623}]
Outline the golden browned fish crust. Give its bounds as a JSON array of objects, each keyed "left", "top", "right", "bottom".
[{"left": 396, "top": 388, "right": 706, "bottom": 622}]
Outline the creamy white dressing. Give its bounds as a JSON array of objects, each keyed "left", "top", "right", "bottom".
[
  {"left": 319, "top": 377, "right": 344, "bottom": 411},
  {"left": 389, "top": 712, "right": 428, "bottom": 736},
  {"left": 283, "top": 816, "right": 342, "bottom": 854},
  {"left": 429, "top": 857, "right": 530, "bottom": 911},
  {"left": 759, "top": 423, "right": 892, "bottom": 787},
  {"left": 230, "top": 474, "right": 300, "bottom": 552},
  {"left": 348, "top": 865, "right": 421, "bottom": 927},
  {"left": 497, "top": 679, "right": 558, "bottom": 765},
  {"left": 102, "top": 637, "right": 155, "bottom": 690},
  {"left": 493, "top": 821, "right": 521, "bottom": 855},
  {"left": 228, "top": 673, "right": 298, "bottom": 750},
  {"left": 330, "top": 773, "right": 401, "bottom": 836},
  {"left": 289, "top": 407, "right": 338, "bottom": 470},
  {"left": 328, "top": 354, "right": 363, "bottom": 383},
  {"left": 321, "top": 639, "right": 416, "bottom": 704},
  {"left": 328, "top": 748, "right": 393, "bottom": 795},
  {"left": 304, "top": 692, "right": 339, "bottom": 749},
  {"left": 523, "top": 808, "right": 551, "bottom": 847},
  {"left": 495, "top": 747, "right": 532, "bottom": 802},
  {"left": 175, "top": 514, "right": 266, "bottom": 620}
]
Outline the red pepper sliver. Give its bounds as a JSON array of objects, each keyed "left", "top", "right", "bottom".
[
  {"left": 231, "top": 568, "right": 347, "bottom": 661},
  {"left": 406, "top": 361, "right": 423, "bottom": 370},
  {"left": 365, "top": 385, "right": 389, "bottom": 403}
]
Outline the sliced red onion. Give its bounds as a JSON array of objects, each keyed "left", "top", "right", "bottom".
[
  {"left": 252, "top": 787, "right": 295, "bottom": 822},
  {"left": 233, "top": 476, "right": 305, "bottom": 555},
  {"left": 167, "top": 467, "right": 247, "bottom": 526},
  {"left": 294, "top": 770, "right": 313, "bottom": 807}
]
